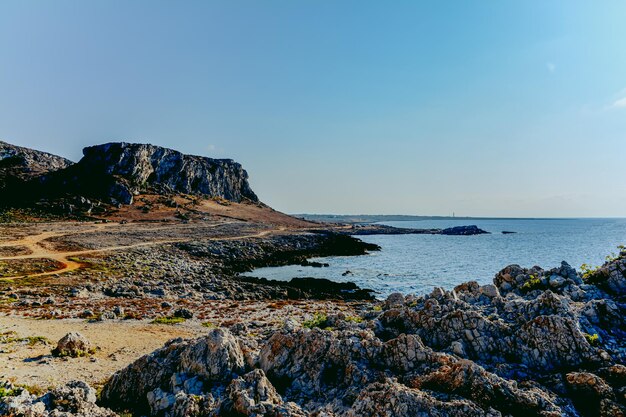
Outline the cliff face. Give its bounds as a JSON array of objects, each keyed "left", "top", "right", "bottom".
[
  {"left": 0, "top": 141, "right": 259, "bottom": 208},
  {"left": 76, "top": 143, "right": 258, "bottom": 204},
  {"left": 0, "top": 141, "right": 72, "bottom": 184}
]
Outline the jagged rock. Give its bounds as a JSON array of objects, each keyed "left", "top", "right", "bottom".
[
  {"left": 347, "top": 381, "right": 501, "bottom": 417},
  {"left": 223, "top": 369, "right": 306, "bottom": 416},
  {"left": 70, "top": 142, "right": 259, "bottom": 204},
  {"left": 101, "top": 328, "right": 244, "bottom": 414},
  {"left": 0, "top": 380, "right": 117, "bottom": 417},
  {"left": 0, "top": 141, "right": 72, "bottom": 194},
  {"left": 418, "top": 360, "right": 562, "bottom": 416},
  {"left": 566, "top": 372, "right": 626, "bottom": 417},
  {"left": 93, "top": 252, "right": 626, "bottom": 417},
  {"left": 52, "top": 332, "right": 92, "bottom": 357},
  {"left": 259, "top": 328, "right": 383, "bottom": 406}
]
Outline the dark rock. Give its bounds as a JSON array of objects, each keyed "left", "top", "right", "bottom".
[{"left": 441, "top": 225, "right": 490, "bottom": 235}]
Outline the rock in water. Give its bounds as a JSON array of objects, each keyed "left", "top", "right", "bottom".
[{"left": 441, "top": 225, "right": 490, "bottom": 235}]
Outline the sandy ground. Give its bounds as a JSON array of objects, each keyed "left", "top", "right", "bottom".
[
  {"left": 0, "top": 315, "right": 203, "bottom": 389},
  {"left": 0, "top": 199, "right": 363, "bottom": 390}
]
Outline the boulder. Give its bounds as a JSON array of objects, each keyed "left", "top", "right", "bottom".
[{"left": 52, "top": 332, "right": 93, "bottom": 358}]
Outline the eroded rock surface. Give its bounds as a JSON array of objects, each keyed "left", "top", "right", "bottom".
[
  {"left": 93, "top": 252, "right": 626, "bottom": 416},
  {"left": 6, "top": 251, "right": 626, "bottom": 416}
]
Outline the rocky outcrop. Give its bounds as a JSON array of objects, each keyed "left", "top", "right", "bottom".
[
  {"left": 0, "top": 380, "right": 117, "bottom": 417},
  {"left": 441, "top": 225, "right": 490, "bottom": 235},
  {"left": 347, "top": 224, "right": 490, "bottom": 236},
  {"left": 62, "top": 142, "right": 259, "bottom": 205},
  {"left": 95, "top": 250, "right": 626, "bottom": 416},
  {"left": 0, "top": 141, "right": 72, "bottom": 204},
  {"left": 0, "top": 141, "right": 71, "bottom": 182},
  {"left": 0, "top": 140, "right": 259, "bottom": 209}
]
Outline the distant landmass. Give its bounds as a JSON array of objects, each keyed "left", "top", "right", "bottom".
[{"left": 294, "top": 214, "right": 544, "bottom": 224}]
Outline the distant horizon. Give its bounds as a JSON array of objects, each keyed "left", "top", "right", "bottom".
[{"left": 293, "top": 213, "right": 626, "bottom": 220}]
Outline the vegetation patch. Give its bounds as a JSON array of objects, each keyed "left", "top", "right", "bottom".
[
  {"left": 521, "top": 274, "right": 542, "bottom": 292},
  {"left": 303, "top": 313, "right": 328, "bottom": 329},
  {"left": 151, "top": 316, "right": 186, "bottom": 325},
  {"left": 0, "top": 331, "right": 50, "bottom": 346},
  {"left": 345, "top": 315, "right": 363, "bottom": 324},
  {"left": 584, "top": 332, "right": 600, "bottom": 346}
]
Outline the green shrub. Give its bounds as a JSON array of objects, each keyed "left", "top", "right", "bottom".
[
  {"left": 584, "top": 333, "right": 600, "bottom": 346},
  {"left": 151, "top": 316, "right": 186, "bottom": 325},
  {"left": 0, "top": 386, "right": 17, "bottom": 399},
  {"left": 303, "top": 313, "right": 328, "bottom": 329},
  {"left": 345, "top": 315, "right": 363, "bottom": 324},
  {"left": 520, "top": 274, "right": 542, "bottom": 292},
  {"left": 201, "top": 321, "right": 215, "bottom": 329}
]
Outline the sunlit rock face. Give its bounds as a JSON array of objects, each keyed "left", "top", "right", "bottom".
[{"left": 78, "top": 142, "right": 258, "bottom": 204}]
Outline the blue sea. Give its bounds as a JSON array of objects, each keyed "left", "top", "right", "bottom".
[{"left": 246, "top": 218, "right": 626, "bottom": 298}]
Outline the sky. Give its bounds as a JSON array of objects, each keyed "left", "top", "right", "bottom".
[{"left": 1, "top": 1, "right": 626, "bottom": 217}]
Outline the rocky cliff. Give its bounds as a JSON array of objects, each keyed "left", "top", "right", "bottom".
[
  {"left": 73, "top": 142, "right": 258, "bottom": 204},
  {"left": 0, "top": 141, "right": 259, "bottom": 208},
  {"left": 0, "top": 141, "right": 72, "bottom": 191}
]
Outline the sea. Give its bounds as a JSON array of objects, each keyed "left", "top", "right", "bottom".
[{"left": 245, "top": 218, "right": 626, "bottom": 299}]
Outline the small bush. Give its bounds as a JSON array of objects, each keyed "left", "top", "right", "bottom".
[
  {"left": 303, "top": 313, "right": 328, "bottom": 329},
  {"left": 0, "top": 386, "right": 18, "bottom": 399},
  {"left": 345, "top": 315, "right": 363, "bottom": 324},
  {"left": 151, "top": 316, "right": 186, "bottom": 325},
  {"left": 521, "top": 274, "right": 542, "bottom": 292},
  {"left": 201, "top": 321, "right": 215, "bottom": 329},
  {"left": 584, "top": 333, "right": 600, "bottom": 346}
]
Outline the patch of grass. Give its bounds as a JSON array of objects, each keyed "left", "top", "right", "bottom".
[
  {"left": 303, "top": 313, "right": 328, "bottom": 329},
  {"left": 0, "top": 332, "right": 50, "bottom": 346},
  {"left": 52, "top": 347, "right": 97, "bottom": 357},
  {"left": 580, "top": 263, "right": 600, "bottom": 282},
  {"left": 0, "top": 386, "right": 18, "bottom": 399},
  {"left": 584, "top": 332, "right": 600, "bottom": 346},
  {"left": 372, "top": 305, "right": 382, "bottom": 312},
  {"left": 151, "top": 316, "right": 186, "bottom": 325},
  {"left": 15, "top": 384, "right": 47, "bottom": 396},
  {"left": 201, "top": 321, "right": 215, "bottom": 329},
  {"left": 345, "top": 315, "right": 363, "bottom": 324},
  {"left": 521, "top": 274, "right": 542, "bottom": 292}
]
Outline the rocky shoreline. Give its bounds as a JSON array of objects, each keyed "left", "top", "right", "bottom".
[{"left": 3, "top": 246, "right": 626, "bottom": 416}]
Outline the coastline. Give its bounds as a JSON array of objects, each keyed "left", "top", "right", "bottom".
[{"left": 1, "top": 214, "right": 626, "bottom": 415}]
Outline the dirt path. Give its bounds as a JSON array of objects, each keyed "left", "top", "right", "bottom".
[{"left": 0, "top": 223, "right": 283, "bottom": 280}]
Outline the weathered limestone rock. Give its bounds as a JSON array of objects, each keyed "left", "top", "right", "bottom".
[
  {"left": 76, "top": 142, "right": 259, "bottom": 204},
  {"left": 0, "top": 380, "right": 117, "bottom": 417},
  {"left": 101, "top": 328, "right": 244, "bottom": 414},
  {"left": 52, "top": 332, "right": 93, "bottom": 357}
]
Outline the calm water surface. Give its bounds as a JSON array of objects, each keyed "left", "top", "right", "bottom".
[{"left": 246, "top": 219, "right": 626, "bottom": 298}]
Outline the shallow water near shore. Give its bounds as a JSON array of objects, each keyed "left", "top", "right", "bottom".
[{"left": 246, "top": 218, "right": 626, "bottom": 298}]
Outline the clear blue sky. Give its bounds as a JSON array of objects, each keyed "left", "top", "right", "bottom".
[{"left": 1, "top": 1, "right": 625, "bottom": 217}]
